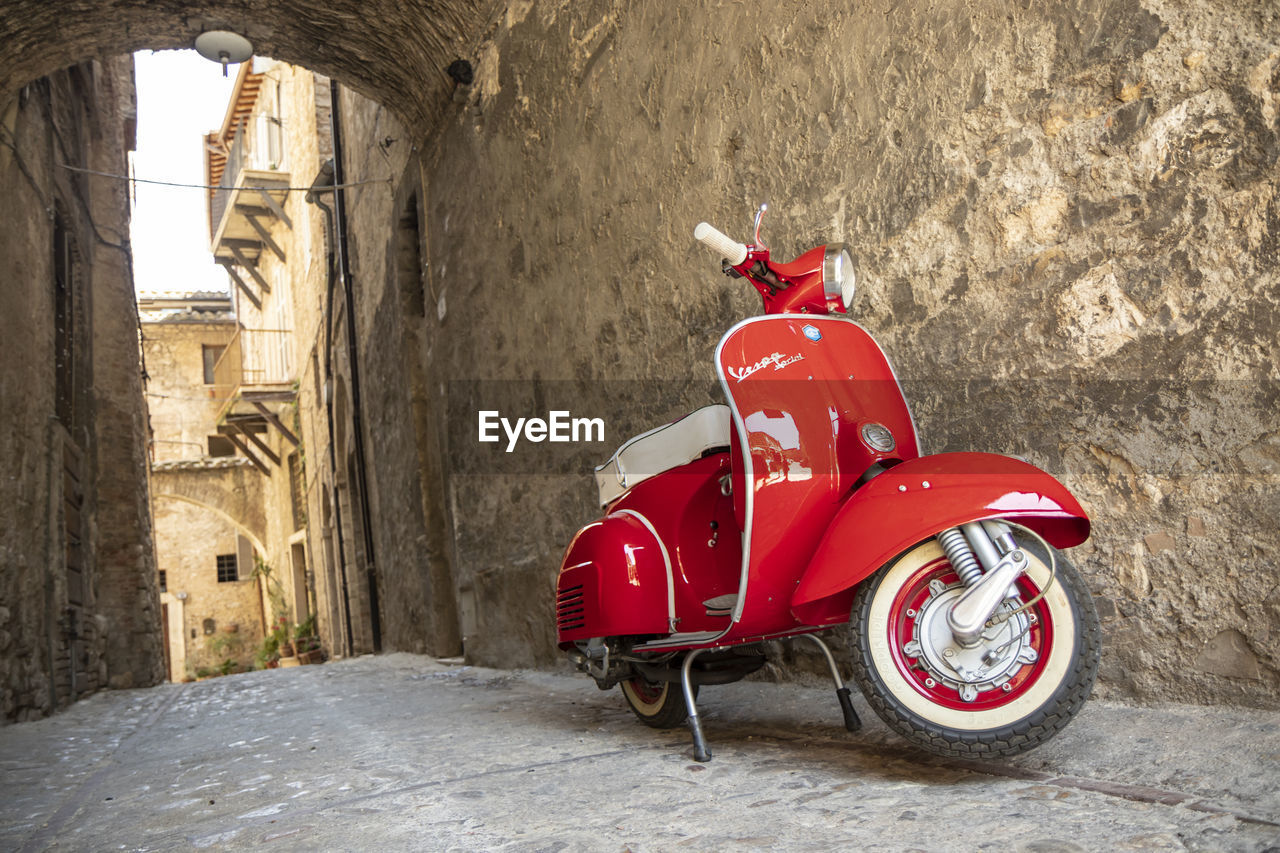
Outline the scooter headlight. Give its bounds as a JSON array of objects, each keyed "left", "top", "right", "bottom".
[{"left": 822, "top": 244, "right": 856, "bottom": 311}]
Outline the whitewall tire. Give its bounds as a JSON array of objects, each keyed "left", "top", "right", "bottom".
[{"left": 849, "top": 536, "right": 1100, "bottom": 757}]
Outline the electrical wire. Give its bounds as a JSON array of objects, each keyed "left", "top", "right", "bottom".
[
  {"left": 145, "top": 392, "right": 235, "bottom": 402},
  {"left": 57, "top": 161, "right": 390, "bottom": 192}
]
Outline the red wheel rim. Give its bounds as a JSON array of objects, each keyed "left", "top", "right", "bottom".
[
  {"left": 885, "top": 554, "right": 1055, "bottom": 712},
  {"left": 626, "top": 677, "right": 665, "bottom": 706}
]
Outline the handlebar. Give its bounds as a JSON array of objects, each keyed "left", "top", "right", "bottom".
[{"left": 693, "top": 222, "right": 748, "bottom": 266}]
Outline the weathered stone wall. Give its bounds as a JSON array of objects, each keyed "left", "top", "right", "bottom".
[
  {"left": 88, "top": 60, "right": 168, "bottom": 696},
  {"left": 386, "top": 0, "right": 1277, "bottom": 706},
  {"left": 142, "top": 320, "right": 237, "bottom": 463},
  {"left": 152, "top": 493, "right": 263, "bottom": 678},
  {"left": 0, "top": 57, "right": 162, "bottom": 720},
  {"left": 335, "top": 87, "right": 464, "bottom": 657}
]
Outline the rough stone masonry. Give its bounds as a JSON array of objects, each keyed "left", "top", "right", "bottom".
[
  {"left": 0, "top": 56, "right": 162, "bottom": 721},
  {"left": 409, "top": 0, "right": 1280, "bottom": 707}
]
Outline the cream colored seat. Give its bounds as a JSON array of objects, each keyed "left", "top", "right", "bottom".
[{"left": 594, "top": 404, "right": 732, "bottom": 507}]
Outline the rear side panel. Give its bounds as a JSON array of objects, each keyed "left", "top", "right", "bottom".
[
  {"left": 556, "top": 513, "right": 671, "bottom": 645},
  {"left": 611, "top": 454, "right": 741, "bottom": 634}
]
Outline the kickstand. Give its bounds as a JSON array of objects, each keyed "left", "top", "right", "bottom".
[
  {"left": 798, "top": 634, "right": 862, "bottom": 733},
  {"left": 681, "top": 649, "right": 712, "bottom": 762}
]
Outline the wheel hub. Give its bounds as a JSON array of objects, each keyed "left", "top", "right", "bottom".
[{"left": 903, "top": 579, "right": 1037, "bottom": 703}]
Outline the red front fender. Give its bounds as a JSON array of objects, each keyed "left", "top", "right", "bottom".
[{"left": 791, "top": 452, "right": 1089, "bottom": 623}]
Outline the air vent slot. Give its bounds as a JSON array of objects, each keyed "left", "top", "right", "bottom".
[{"left": 557, "top": 585, "right": 585, "bottom": 630}]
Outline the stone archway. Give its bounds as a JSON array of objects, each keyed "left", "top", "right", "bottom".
[
  {"left": 151, "top": 486, "right": 269, "bottom": 684},
  {"left": 0, "top": 0, "right": 492, "bottom": 134},
  {"left": 0, "top": 0, "right": 496, "bottom": 718},
  {"left": 152, "top": 493, "right": 267, "bottom": 559},
  {"left": 151, "top": 460, "right": 268, "bottom": 556}
]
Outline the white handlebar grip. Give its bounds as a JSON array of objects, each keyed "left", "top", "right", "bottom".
[{"left": 694, "top": 222, "right": 748, "bottom": 266}]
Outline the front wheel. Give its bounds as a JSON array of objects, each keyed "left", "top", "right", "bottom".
[{"left": 849, "top": 536, "right": 1100, "bottom": 758}]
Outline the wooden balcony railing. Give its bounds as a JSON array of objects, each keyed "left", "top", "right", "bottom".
[{"left": 211, "top": 327, "right": 294, "bottom": 400}]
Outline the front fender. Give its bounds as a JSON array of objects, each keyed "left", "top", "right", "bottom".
[{"left": 791, "top": 452, "right": 1089, "bottom": 622}]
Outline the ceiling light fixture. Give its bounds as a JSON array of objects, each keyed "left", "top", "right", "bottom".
[{"left": 194, "top": 30, "right": 254, "bottom": 77}]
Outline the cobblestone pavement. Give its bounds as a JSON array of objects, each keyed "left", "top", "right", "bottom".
[{"left": 1, "top": 653, "right": 1277, "bottom": 851}]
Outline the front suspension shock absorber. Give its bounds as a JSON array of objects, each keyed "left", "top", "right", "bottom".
[{"left": 937, "top": 527, "right": 982, "bottom": 587}]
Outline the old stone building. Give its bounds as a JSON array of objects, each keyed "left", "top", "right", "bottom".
[
  {"left": 0, "top": 58, "right": 162, "bottom": 720},
  {"left": 0, "top": 0, "right": 1276, "bottom": 718},
  {"left": 142, "top": 60, "right": 350, "bottom": 678},
  {"left": 140, "top": 292, "right": 266, "bottom": 680},
  {"left": 200, "top": 58, "right": 365, "bottom": 660},
  {"left": 198, "top": 56, "right": 466, "bottom": 661}
]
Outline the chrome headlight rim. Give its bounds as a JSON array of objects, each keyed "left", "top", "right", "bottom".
[{"left": 822, "top": 243, "right": 856, "bottom": 311}]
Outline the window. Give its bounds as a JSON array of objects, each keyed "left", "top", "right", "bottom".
[
  {"left": 216, "top": 553, "right": 238, "bottom": 583},
  {"left": 255, "top": 80, "right": 285, "bottom": 171},
  {"left": 158, "top": 570, "right": 167, "bottom": 593},
  {"left": 207, "top": 435, "right": 235, "bottom": 457},
  {"left": 202, "top": 344, "right": 225, "bottom": 385},
  {"left": 288, "top": 452, "right": 307, "bottom": 531},
  {"left": 261, "top": 113, "right": 283, "bottom": 169},
  {"left": 396, "top": 192, "right": 426, "bottom": 318}
]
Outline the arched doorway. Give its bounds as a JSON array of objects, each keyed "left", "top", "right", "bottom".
[{"left": 1, "top": 3, "right": 483, "bottom": 718}]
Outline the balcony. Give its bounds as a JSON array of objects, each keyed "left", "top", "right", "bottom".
[
  {"left": 210, "top": 327, "right": 299, "bottom": 474},
  {"left": 208, "top": 122, "right": 292, "bottom": 310}
]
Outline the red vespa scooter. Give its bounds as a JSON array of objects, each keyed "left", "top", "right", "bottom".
[{"left": 556, "top": 205, "right": 1100, "bottom": 762}]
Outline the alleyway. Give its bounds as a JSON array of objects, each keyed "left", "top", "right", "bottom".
[{"left": 1, "top": 655, "right": 1277, "bottom": 851}]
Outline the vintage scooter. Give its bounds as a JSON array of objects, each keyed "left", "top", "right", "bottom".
[{"left": 556, "top": 205, "right": 1100, "bottom": 761}]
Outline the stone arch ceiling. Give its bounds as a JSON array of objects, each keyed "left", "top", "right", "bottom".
[{"left": 0, "top": 0, "right": 497, "bottom": 134}]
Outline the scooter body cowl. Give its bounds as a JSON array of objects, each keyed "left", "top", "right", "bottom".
[{"left": 558, "top": 314, "right": 932, "bottom": 648}]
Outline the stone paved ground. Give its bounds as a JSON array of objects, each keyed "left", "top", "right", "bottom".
[{"left": 1, "top": 653, "right": 1277, "bottom": 851}]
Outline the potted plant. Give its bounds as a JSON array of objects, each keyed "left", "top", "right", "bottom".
[
  {"left": 257, "top": 616, "right": 297, "bottom": 668},
  {"left": 254, "top": 629, "right": 281, "bottom": 669},
  {"left": 293, "top": 614, "right": 323, "bottom": 664}
]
